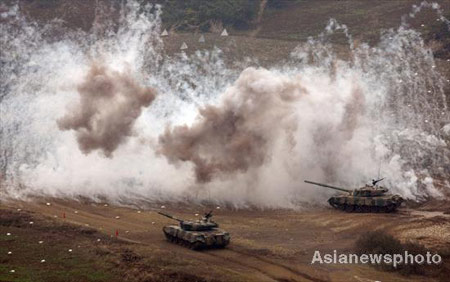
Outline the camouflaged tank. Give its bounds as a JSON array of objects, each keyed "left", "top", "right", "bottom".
[
  {"left": 157, "top": 211, "right": 230, "bottom": 250},
  {"left": 304, "top": 179, "right": 403, "bottom": 213}
]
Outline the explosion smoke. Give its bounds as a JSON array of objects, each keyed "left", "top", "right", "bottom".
[
  {"left": 0, "top": 1, "right": 449, "bottom": 206},
  {"left": 57, "top": 64, "right": 156, "bottom": 157},
  {"left": 159, "top": 68, "right": 305, "bottom": 182}
]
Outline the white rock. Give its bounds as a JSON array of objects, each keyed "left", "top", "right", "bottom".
[
  {"left": 46, "top": 203, "right": 51, "bottom": 206},
  {"left": 40, "top": 259, "right": 46, "bottom": 263},
  {"left": 68, "top": 249, "right": 73, "bottom": 252},
  {"left": 6, "top": 233, "right": 11, "bottom": 236},
  {"left": 29, "top": 221, "right": 34, "bottom": 225},
  {"left": 115, "top": 216, "right": 120, "bottom": 219},
  {"left": 161, "top": 205, "right": 166, "bottom": 209},
  {"left": 10, "top": 270, "right": 15, "bottom": 273},
  {"left": 7, "top": 251, "right": 12, "bottom": 255},
  {"left": 39, "top": 241, "right": 44, "bottom": 244}
]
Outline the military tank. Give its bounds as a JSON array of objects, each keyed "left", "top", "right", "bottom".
[
  {"left": 157, "top": 211, "right": 231, "bottom": 250},
  {"left": 304, "top": 179, "right": 403, "bottom": 213}
]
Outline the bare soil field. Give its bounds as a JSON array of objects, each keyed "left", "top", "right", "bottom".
[{"left": 1, "top": 199, "right": 449, "bottom": 281}]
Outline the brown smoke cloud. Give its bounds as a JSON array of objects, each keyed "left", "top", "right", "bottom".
[
  {"left": 338, "top": 86, "right": 365, "bottom": 139},
  {"left": 57, "top": 63, "right": 156, "bottom": 157},
  {"left": 159, "top": 68, "right": 306, "bottom": 183}
]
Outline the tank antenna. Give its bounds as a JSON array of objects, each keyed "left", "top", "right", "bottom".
[{"left": 377, "top": 159, "right": 381, "bottom": 179}]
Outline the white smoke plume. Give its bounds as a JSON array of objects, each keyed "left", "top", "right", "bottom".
[{"left": 0, "top": 1, "right": 449, "bottom": 207}]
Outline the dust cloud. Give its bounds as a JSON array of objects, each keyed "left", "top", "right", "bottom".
[
  {"left": 57, "top": 64, "right": 156, "bottom": 157},
  {"left": 159, "top": 68, "right": 306, "bottom": 183},
  {"left": 1, "top": 1, "right": 449, "bottom": 206}
]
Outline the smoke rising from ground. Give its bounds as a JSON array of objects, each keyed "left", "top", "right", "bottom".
[
  {"left": 57, "top": 63, "right": 156, "bottom": 157},
  {"left": 159, "top": 68, "right": 305, "bottom": 183},
  {"left": 0, "top": 1, "right": 449, "bottom": 207}
]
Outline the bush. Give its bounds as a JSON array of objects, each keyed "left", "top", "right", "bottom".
[
  {"left": 121, "top": 248, "right": 142, "bottom": 263},
  {"left": 0, "top": 210, "right": 34, "bottom": 227},
  {"left": 355, "top": 230, "right": 403, "bottom": 256},
  {"left": 354, "top": 230, "right": 443, "bottom": 276}
]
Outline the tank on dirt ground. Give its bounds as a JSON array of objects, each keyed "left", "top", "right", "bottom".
[
  {"left": 157, "top": 210, "right": 230, "bottom": 250},
  {"left": 304, "top": 178, "right": 403, "bottom": 213}
]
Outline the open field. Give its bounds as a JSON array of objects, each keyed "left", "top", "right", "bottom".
[
  {"left": 1, "top": 200, "right": 449, "bottom": 282},
  {"left": 1, "top": 1, "right": 450, "bottom": 281}
]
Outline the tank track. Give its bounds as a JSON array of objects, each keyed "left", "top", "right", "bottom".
[
  {"left": 329, "top": 203, "right": 399, "bottom": 213},
  {"left": 164, "top": 233, "right": 204, "bottom": 250}
]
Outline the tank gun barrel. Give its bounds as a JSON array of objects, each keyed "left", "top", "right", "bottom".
[
  {"left": 304, "top": 180, "right": 352, "bottom": 193},
  {"left": 157, "top": 211, "right": 183, "bottom": 222}
]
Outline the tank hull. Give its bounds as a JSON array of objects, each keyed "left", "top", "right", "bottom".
[
  {"left": 162, "top": 225, "right": 230, "bottom": 250},
  {"left": 328, "top": 195, "right": 403, "bottom": 213}
]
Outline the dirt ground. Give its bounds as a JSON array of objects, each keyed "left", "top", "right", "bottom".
[{"left": 1, "top": 199, "right": 449, "bottom": 282}]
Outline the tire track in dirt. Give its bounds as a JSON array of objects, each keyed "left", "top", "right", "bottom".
[
  {"left": 222, "top": 248, "right": 328, "bottom": 282},
  {"left": 204, "top": 248, "right": 325, "bottom": 282},
  {"left": 120, "top": 235, "right": 322, "bottom": 282},
  {"left": 119, "top": 237, "right": 279, "bottom": 281}
]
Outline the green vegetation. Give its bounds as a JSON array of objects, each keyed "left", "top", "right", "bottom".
[
  {"left": 0, "top": 226, "right": 117, "bottom": 282},
  {"left": 156, "top": 0, "right": 259, "bottom": 31},
  {"left": 154, "top": 0, "right": 301, "bottom": 31},
  {"left": 0, "top": 210, "right": 117, "bottom": 282}
]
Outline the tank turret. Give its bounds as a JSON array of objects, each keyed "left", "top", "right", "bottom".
[
  {"left": 304, "top": 179, "right": 403, "bottom": 213},
  {"left": 157, "top": 211, "right": 230, "bottom": 250}
]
